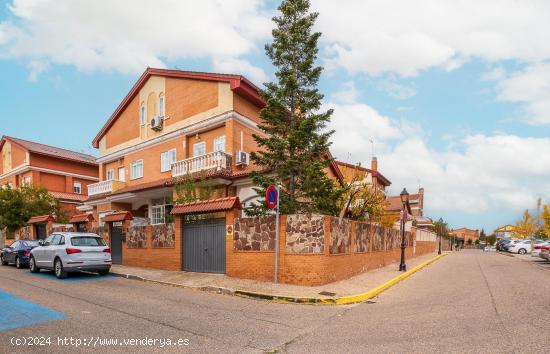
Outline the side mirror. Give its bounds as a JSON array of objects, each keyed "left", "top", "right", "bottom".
[{"left": 38, "top": 240, "right": 44, "bottom": 246}]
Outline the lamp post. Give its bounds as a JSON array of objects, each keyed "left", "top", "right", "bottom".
[
  {"left": 438, "top": 224, "right": 442, "bottom": 255},
  {"left": 399, "top": 188, "right": 409, "bottom": 272}
]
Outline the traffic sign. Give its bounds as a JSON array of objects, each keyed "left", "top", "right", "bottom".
[{"left": 265, "top": 184, "right": 278, "bottom": 209}]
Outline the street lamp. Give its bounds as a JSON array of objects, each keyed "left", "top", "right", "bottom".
[
  {"left": 438, "top": 223, "right": 442, "bottom": 255},
  {"left": 399, "top": 188, "right": 409, "bottom": 272}
]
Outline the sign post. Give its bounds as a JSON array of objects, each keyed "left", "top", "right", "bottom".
[{"left": 266, "top": 184, "right": 280, "bottom": 284}]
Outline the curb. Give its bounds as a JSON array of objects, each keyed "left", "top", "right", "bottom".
[
  {"left": 234, "top": 253, "right": 448, "bottom": 305},
  {"left": 110, "top": 272, "right": 235, "bottom": 296},
  {"left": 111, "top": 253, "right": 447, "bottom": 306}
]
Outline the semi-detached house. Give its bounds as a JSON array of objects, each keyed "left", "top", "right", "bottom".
[{"left": 83, "top": 68, "right": 345, "bottom": 271}]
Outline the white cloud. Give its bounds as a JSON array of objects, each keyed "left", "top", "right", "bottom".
[
  {"left": 327, "top": 98, "right": 550, "bottom": 214},
  {"left": 331, "top": 81, "right": 359, "bottom": 104},
  {"left": 376, "top": 78, "right": 416, "bottom": 100},
  {"left": 212, "top": 58, "right": 267, "bottom": 84},
  {"left": 493, "top": 62, "right": 550, "bottom": 125},
  {"left": 313, "top": 0, "right": 550, "bottom": 76},
  {"left": 0, "top": 0, "right": 271, "bottom": 79}
]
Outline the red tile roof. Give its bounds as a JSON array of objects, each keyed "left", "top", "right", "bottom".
[
  {"left": 50, "top": 191, "right": 88, "bottom": 202},
  {"left": 334, "top": 160, "right": 391, "bottom": 186},
  {"left": 171, "top": 197, "right": 241, "bottom": 215},
  {"left": 384, "top": 194, "right": 421, "bottom": 212},
  {"left": 1, "top": 136, "right": 97, "bottom": 165},
  {"left": 104, "top": 211, "right": 133, "bottom": 222},
  {"left": 69, "top": 213, "right": 94, "bottom": 223},
  {"left": 92, "top": 68, "right": 265, "bottom": 148},
  {"left": 28, "top": 215, "right": 55, "bottom": 224}
]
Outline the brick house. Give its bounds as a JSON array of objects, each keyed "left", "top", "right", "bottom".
[
  {"left": 0, "top": 136, "right": 99, "bottom": 241},
  {"left": 449, "top": 227, "right": 479, "bottom": 246},
  {"left": 334, "top": 157, "right": 391, "bottom": 191}
]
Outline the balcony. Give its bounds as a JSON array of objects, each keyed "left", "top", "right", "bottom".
[
  {"left": 88, "top": 179, "right": 126, "bottom": 196},
  {"left": 172, "top": 151, "right": 232, "bottom": 177}
]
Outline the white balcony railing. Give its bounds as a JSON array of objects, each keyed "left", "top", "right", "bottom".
[
  {"left": 172, "top": 151, "right": 232, "bottom": 177},
  {"left": 88, "top": 179, "right": 125, "bottom": 196}
]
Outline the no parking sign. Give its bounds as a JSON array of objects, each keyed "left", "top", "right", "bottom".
[{"left": 265, "top": 184, "right": 278, "bottom": 209}]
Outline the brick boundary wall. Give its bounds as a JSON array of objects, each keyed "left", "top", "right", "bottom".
[{"left": 226, "top": 214, "right": 437, "bottom": 286}]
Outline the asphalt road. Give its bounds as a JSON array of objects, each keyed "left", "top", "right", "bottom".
[{"left": 1, "top": 250, "right": 549, "bottom": 353}]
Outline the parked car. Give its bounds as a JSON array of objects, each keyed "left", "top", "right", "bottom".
[
  {"left": 539, "top": 246, "right": 550, "bottom": 261},
  {"left": 0, "top": 240, "right": 40, "bottom": 268},
  {"left": 29, "top": 233, "right": 111, "bottom": 279},
  {"left": 496, "top": 239, "right": 511, "bottom": 251},
  {"left": 532, "top": 241, "right": 550, "bottom": 257},
  {"left": 503, "top": 239, "right": 520, "bottom": 252},
  {"left": 508, "top": 239, "right": 532, "bottom": 254}
]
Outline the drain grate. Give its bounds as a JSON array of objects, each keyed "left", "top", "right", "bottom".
[{"left": 318, "top": 291, "right": 336, "bottom": 296}]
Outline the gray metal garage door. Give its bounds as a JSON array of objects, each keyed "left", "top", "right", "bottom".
[{"left": 183, "top": 218, "right": 226, "bottom": 273}]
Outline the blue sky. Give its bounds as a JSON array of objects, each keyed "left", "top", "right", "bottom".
[{"left": 1, "top": 0, "right": 550, "bottom": 233}]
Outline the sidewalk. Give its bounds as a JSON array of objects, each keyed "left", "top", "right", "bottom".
[{"left": 110, "top": 252, "right": 443, "bottom": 303}]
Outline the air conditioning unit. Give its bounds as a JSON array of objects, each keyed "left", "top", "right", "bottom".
[
  {"left": 235, "top": 151, "right": 249, "bottom": 165},
  {"left": 150, "top": 116, "right": 164, "bottom": 131}
]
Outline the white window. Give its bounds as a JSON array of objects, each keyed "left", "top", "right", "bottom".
[
  {"left": 73, "top": 182, "right": 82, "bottom": 194},
  {"left": 130, "top": 160, "right": 143, "bottom": 180},
  {"left": 21, "top": 176, "right": 31, "bottom": 187},
  {"left": 160, "top": 149, "right": 176, "bottom": 173},
  {"left": 106, "top": 169, "right": 114, "bottom": 181},
  {"left": 150, "top": 197, "right": 171, "bottom": 225},
  {"left": 193, "top": 142, "right": 206, "bottom": 157},
  {"left": 118, "top": 167, "right": 125, "bottom": 182},
  {"left": 214, "top": 135, "right": 226, "bottom": 152},
  {"left": 159, "top": 95, "right": 164, "bottom": 117},
  {"left": 140, "top": 103, "right": 145, "bottom": 125}
]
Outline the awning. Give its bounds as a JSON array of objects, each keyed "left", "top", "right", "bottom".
[
  {"left": 104, "top": 211, "right": 133, "bottom": 222},
  {"left": 69, "top": 213, "right": 95, "bottom": 223},
  {"left": 28, "top": 215, "right": 55, "bottom": 224},
  {"left": 171, "top": 197, "right": 241, "bottom": 215}
]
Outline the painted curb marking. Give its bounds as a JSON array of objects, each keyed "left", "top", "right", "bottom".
[{"left": 111, "top": 253, "right": 447, "bottom": 305}]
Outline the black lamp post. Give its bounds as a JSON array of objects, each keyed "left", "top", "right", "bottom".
[
  {"left": 438, "top": 224, "right": 442, "bottom": 255},
  {"left": 399, "top": 188, "right": 409, "bottom": 272}
]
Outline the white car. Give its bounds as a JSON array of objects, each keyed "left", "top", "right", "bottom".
[
  {"left": 508, "top": 239, "right": 532, "bottom": 254},
  {"left": 29, "top": 233, "right": 111, "bottom": 279}
]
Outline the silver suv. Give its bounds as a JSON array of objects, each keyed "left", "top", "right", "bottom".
[{"left": 29, "top": 233, "right": 111, "bottom": 279}]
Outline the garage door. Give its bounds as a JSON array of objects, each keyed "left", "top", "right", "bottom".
[{"left": 183, "top": 218, "right": 226, "bottom": 273}]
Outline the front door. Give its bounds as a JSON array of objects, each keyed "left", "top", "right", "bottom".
[
  {"left": 35, "top": 224, "right": 47, "bottom": 240},
  {"left": 110, "top": 225, "right": 123, "bottom": 264},
  {"left": 183, "top": 218, "right": 226, "bottom": 273}
]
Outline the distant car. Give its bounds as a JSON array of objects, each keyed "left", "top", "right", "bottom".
[
  {"left": 532, "top": 242, "right": 550, "bottom": 257},
  {"left": 483, "top": 246, "right": 491, "bottom": 252},
  {"left": 29, "top": 233, "right": 111, "bottom": 279},
  {"left": 539, "top": 246, "right": 550, "bottom": 261},
  {"left": 1, "top": 240, "right": 40, "bottom": 268},
  {"left": 508, "top": 239, "right": 533, "bottom": 254},
  {"left": 496, "top": 239, "right": 511, "bottom": 251}
]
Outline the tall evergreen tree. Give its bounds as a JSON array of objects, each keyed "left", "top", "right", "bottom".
[{"left": 249, "top": 0, "right": 340, "bottom": 215}]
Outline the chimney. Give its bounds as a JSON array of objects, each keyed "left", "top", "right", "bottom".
[{"left": 371, "top": 157, "right": 378, "bottom": 189}]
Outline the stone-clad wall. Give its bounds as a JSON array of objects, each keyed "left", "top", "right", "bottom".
[
  {"left": 91, "top": 226, "right": 109, "bottom": 245},
  {"left": 329, "top": 217, "right": 351, "bottom": 254},
  {"left": 285, "top": 214, "right": 324, "bottom": 254},
  {"left": 355, "top": 222, "right": 370, "bottom": 253},
  {"left": 15, "top": 226, "right": 32, "bottom": 240},
  {"left": 372, "top": 225, "right": 384, "bottom": 251},
  {"left": 127, "top": 226, "right": 147, "bottom": 248},
  {"left": 234, "top": 216, "right": 276, "bottom": 251},
  {"left": 152, "top": 223, "right": 175, "bottom": 248}
]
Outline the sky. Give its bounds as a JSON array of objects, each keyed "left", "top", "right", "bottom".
[{"left": 1, "top": 0, "right": 550, "bottom": 232}]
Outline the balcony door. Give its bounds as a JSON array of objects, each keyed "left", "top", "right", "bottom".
[
  {"left": 192, "top": 142, "right": 206, "bottom": 172},
  {"left": 118, "top": 167, "right": 125, "bottom": 182}
]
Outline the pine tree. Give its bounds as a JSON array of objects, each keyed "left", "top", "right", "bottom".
[{"left": 249, "top": 0, "right": 340, "bottom": 215}]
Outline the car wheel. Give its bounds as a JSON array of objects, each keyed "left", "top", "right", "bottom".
[
  {"left": 15, "top": 257, "right": 22, "bottom": 269},
  {"left": 519, "top": 248, "right": 527, "bottom": 255},
  {"left": 0, "top": 254, "right": 7, "bottom": 266},
  {"left": 54, "top": 259, "right": 67, "bottom": 279},
  {"left": 98, "top": 269, "right": 110, "bottom": 276},
  {"left": 29, "top": 256, "right": 40, "bottom": 273}
]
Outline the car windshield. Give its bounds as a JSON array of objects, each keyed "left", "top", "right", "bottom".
[
  {"left": 22, "top": 241, "right": 39, "bottom": 247},
  {"left": 70, "top": 237, "right": 106, "bottom": 247}
]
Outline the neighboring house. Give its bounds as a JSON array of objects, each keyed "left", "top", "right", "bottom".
[
  {"left": 494, "top": 225, "right": 515, "bottom": 239},
  {"left": 385, "top": 187, "right": 425, "bottom": 218},
  {"left": 449, "top": 227, "right": 480, "bottom": 245},
  {"left": 334, "top": 157, "right": 391, "bottom": 192},
  {"left": 0, "top": 136, "right": 99, "bottom": 218}
]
